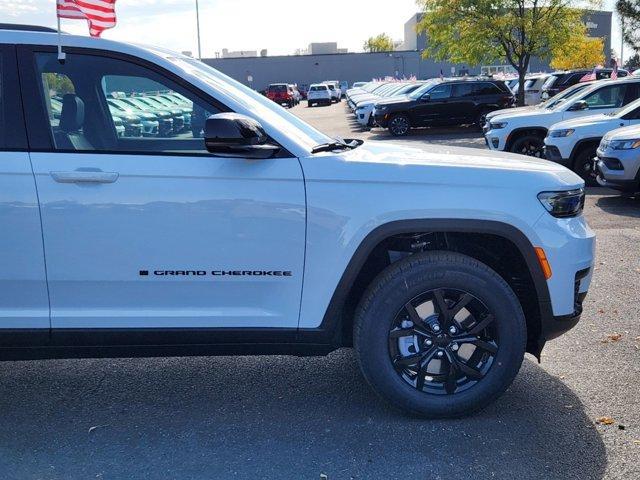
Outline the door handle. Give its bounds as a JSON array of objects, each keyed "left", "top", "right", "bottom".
[{"left": 50, "top": 171, "right": 119, "bottom": 184}]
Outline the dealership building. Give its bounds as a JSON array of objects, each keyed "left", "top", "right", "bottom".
[{"left": 203, "top": 10, "right": 613, "bottom": 91}]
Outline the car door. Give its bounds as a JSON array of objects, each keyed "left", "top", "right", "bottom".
[
  {"left": 412, "top": 83, "right": 451, "bottom": 125},
  {"left": 562, "top": 83, "right": 631, "bottom": 120},
  {"left": 0, "top": 45, "right": 50, "bottom": 335},
  {"left": 18, "top": 46, "right": 306, "bottom": 334},
  {"left": 448, "top": 83, "right": 477, "bottom": 124}
]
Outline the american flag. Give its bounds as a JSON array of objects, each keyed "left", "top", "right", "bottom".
[
  {"left": 611, "top": 59, "right": 618, "bottom": 80},
  {"left": 57, "top": 0, "right": 117, "bottom": 37},
  {"left": 579, "top": 68, "right": 597, "bottom": 82}
]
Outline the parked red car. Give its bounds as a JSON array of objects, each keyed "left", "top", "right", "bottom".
[{"left": 266, "top": 83, "right": 295, "bottom": 108}]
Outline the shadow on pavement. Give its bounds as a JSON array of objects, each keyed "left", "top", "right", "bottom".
[
  {"left": 0, "top": 351, "right": 606, "bottom": 480},
  {"left": 593, "top": 194, "right": 640, "bottom": 218}
]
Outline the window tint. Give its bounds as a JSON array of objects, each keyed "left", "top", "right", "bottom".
[
  {"left": 451, "top": 83, "right": 474, "bottom": 98},
  {"left": 583, "top": 84, "right": 628, "bottom": 109},
  {"left": 0, "top": 55, "right": 3, "bottom": 148},
  {"left": 427, "top": 84, "right": 451, "bottom": 100},
  {"left": 34, "top": 52, "right": 220, "bottom": 153},
  {"left": 475, "top": 83, "right": 502, "bottom": 95},
  {"left": 268, "top": 84, "right": 287, "bottom": 92}
]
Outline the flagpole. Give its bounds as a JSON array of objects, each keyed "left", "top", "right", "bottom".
[
  {"left": 195, "top": 0, "right": 202, "bottom": 60},
  {"left": 57, "top": 14, "right": 66, "bottom": 62}
]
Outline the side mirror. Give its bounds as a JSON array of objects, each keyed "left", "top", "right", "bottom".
[
  {"left": 421, "top": 93, "right": 431, "bottom": 102},
  {"left": 568, "top": 100, "right": 589, "bottom": 111},
  {"left": 205, "top": 113, "right": 280, "bottom": 159}
]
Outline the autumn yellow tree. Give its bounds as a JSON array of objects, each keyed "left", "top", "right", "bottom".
[
  {"left": 363, "top": 33, "right": 395, "bottom": 52},
  {"left": 551, "top": 34, "right": 605, "bottom": 69}
]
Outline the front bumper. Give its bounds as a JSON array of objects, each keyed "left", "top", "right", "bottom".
[
  {"left": 483, "top": 128, "right": 508, "bottom": 150},
  {"left": 542, "top": 144, "right": 572, "bottom": 167}
]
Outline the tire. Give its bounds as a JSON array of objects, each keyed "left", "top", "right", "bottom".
[
  {"left": 354, "top": 251, "right": 526, "bottom": 418},
  {"left": 308, "top": 101, "right": 313, "bottom": 107},
  {"left": 388, "top": 114, "right": 411, "bottom": 136},
  {"left": 509, "top": 134, "right": 545, "bottom": 158},
  {"left": 573, "top": 146, "right": 598, "bottom": 186},
  {"left": 476, "top": 110, "right": 489, "bottom": 131}
]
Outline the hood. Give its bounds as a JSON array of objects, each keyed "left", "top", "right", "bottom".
[
  {"left": 603, "top": 123, "right": 640, "bottom": 141},
  {"left": 490, "top": 108, "right": 556, "bottom": 124},
  {"left": 374, "top": 95, "right": 411, "bottom": 107},
  {"left": 305, "top": 140, "right": 582, "bottom": 191},
  {"left": 549, "top": 114, "right": 619, "bottom": 131},
  {"left": 486, "top": 105, "right": 534, "bottom": 120}
]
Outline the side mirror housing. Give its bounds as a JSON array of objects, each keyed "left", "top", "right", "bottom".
[
  {"left": 568, "top": 100, "right": 589, "bottom": 111},
  {"left": 205, "top": 113, "right": 280, "bottom": 159},
  {"left": 421, "top": 93, "right": 431, "bottom": 102}
]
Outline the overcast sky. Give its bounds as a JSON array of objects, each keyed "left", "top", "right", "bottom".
[{"left": 1, "top": 0, "right": 628, "bottom": 60}]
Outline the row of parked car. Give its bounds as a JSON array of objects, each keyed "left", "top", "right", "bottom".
[
  {"left": 265, "top": 81, "right": 348, "bottom": 108},
  {"left": 484, "top": 75, "right": 640, "bottom": 189},
  {"left": 50, "top": 91, "right": 196, "bottom": 138},
  {"left": 504, "top": 68, "right": 630, "bottom": 106}
]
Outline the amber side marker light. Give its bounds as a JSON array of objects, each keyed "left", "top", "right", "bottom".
[{"left": 534, "top": 247, "right": 552, "bottom": 279}]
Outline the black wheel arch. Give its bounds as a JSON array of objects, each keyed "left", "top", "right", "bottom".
[
  {"left": 569, "top": 137, "right": 602, "bottom": 162},
  {"left": 317, "top": 219, "right": 554, "bottom": 358},
  {"left": 505, "top": 127, "right": 548, "bottom": 151}
]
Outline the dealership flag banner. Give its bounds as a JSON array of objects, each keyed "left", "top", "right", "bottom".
[{"left": 56, "top": 0, "right": 117, "bottom": 37}]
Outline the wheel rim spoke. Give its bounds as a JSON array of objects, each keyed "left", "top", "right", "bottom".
[
  {"left": 443, "top": 357, "right": 458, "bottom": 394},
  {"left": 453, "top": 356, "right": 484, "bottom": 380},
  {"left": 468, "top": 314, "right": 494, "bottom": 335},
  {"left": 404, "top": 302, "right": 426, "bottom": 328}
]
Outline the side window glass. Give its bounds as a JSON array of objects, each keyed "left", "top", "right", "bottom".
[
  {"left": 427, "top": 84, "right": 451, "bottom": 100},
  {"left": 584, "top": 85, "right": 628, "bottom": 109},
  {"left": 476, "top": 83, "right": 501, "bottom": 95},
  {"left": 34, "top": 52, "right": 221, "bottom": 153},
  {"left": 452, "top": 84, "right": 474, "bottom": 98}
]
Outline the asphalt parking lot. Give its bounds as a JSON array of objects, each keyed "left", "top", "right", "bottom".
[{"left": 1, "top": 102, "right": 639, "bottom": 480}]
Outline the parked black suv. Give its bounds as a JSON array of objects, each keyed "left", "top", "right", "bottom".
[
  {"left": 541, "top": 68, "right": 630, "bottom": 99},
  {"left": 373, "top": 79, "right": 515, "bottom": 136}
]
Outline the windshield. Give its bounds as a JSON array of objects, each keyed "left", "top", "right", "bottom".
[
  {"left": 408, "top": 80, "right": 441, "bottom": 99},
  {"left": 543, "top": 84, "right": 590, "bottom": 109},
  {"left": 161, "top": 52, "right": 334, "bottom": 151},
  {"left": 614, "top": 98, "right": 640, "bottom": 118}
]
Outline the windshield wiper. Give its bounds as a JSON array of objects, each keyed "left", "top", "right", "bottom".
[{"left": 311, "top": 139, "right": 360, "bottom": 154}]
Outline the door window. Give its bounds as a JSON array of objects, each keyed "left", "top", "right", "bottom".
[
  {"left": 476, "top": 83, "right": 502, "bottom": 95},
  {"left": 427, "top": 84, "right": 451, "bottom": 100},
  {"left": 33, "top": 52, "right": 221, "bottom": 154},
  {"left": 583, "top": 84, "right": 628, "bottom": 109},
  {"left": 452, "top": 83, "right": 474, "bottom": 98}
]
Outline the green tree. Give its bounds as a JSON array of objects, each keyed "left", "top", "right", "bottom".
[
  {"left": 616, "top": 0, "right": 640, "bottom": 50},
  {"left": 625, "top": 52, "right": 640, "bottom": 70},
  {"left": 363, "top": 33, "right": 395, "bottom": 53},
  {"left": 416, "top": 0, "right": 587, "bottom": 106}
]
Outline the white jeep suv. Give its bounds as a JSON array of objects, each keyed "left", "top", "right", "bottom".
[
  {"left": 544, "top": 99, "right": 640, "bottom": 183},
  {"left": 0, "top": 25, "right": 595, "bottom": 418},
  {"left": 485, "top": 78, "right": 640, "bottom": 158}
]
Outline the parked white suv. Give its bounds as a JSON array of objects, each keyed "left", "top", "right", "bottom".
[
  {"left": 323, "top": 81, "right": 341, "bottom": 102},
  {"left": 307, "top": 84, "right": 332, "bottom": 107},
  {"left": 0, "top": 25, "right": 595, "bottom": 418},
  {"left": 485, "top": 78, "right": 640, "bottom": 158},
  {"left": 544, "top": 99, "right": 640, "bottom": 182},
  {"left": 594, "top": 124, "right": 640, "bottom": 192}
]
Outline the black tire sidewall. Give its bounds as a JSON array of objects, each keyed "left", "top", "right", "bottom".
[
  {"left": 574, "top": 148, "right": 598, "bottom": 186},
  {"left": 510, "top": 135, "right": 544, "bottom": 157},
  {"left": 355, "top": 252, "right": 526, "bottom": 418}
]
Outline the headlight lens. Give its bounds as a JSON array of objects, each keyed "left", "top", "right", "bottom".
[
  {"left": 610, "top": 139, "right": 640, "bottom": 150},
  {"left": 489, "top": 122, "right": 508, "bottom": 129},
  {"left": 550, "top": 128, "right": 575, "bottom": 137},
  {"left": 537, "top": 189, "right": 585, "bottom": 218}
]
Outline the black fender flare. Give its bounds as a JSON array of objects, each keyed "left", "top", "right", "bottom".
[
  {"left": 506, "top": 127, "right": 548, "bottom": 151},
  {"left": 569, "top": 137, "right": 603, "bottom": 163},
  {"left": 317, "top": 219, "right": 553, "bottom": 347}
]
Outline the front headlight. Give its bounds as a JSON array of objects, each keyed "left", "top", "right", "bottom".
[
  {"left": 610, "top": 139, "right": 640, "bottom": 150},
  {"left": 537, "top": 188, "right": 585, "bottom": 218},
  {"left": 549, "top": 128, "right": 575, "bottom": 138},
  {"left": 489, "top": 122, "right": 508, "bottom": 129}
]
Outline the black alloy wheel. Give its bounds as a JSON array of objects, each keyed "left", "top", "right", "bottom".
[
  {"left": 388, "top": 114, "right": 411, "bottom": 136},
  {"left": 389, "top": 288, "right": 498, "bottom": 395}
]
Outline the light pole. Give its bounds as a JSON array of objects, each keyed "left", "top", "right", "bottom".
[
  {"left": 195, "top": 0, "right": 202, "bottom": 60},
  {"left": 620, "top": 16, "right": 625, "bottom": 67}
]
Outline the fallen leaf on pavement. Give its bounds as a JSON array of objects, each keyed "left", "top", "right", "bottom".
[
  {"left": 596, "top": 416, "right": 615, "bottom": 425},
  {"left": 602, "top": 333, "right": 622, "bottom": 343}
]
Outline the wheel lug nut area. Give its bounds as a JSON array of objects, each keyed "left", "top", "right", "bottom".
[{"left": 436, "top": 351, "right": 444, "bottom": 357}]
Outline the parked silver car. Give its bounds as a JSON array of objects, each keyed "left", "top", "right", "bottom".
[{"left": 595, "top": 124, "right": 640, "bottom": 192}]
